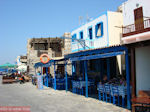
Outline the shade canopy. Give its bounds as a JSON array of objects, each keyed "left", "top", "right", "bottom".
[{"left": 0, "top": 63, "right": 17, "bottom": 68}]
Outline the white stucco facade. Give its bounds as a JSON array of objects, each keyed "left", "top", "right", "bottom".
[
  {"left": 121, "top": 0, "right": 150, "bottom": 96},
  {"left": 71, "top": 11, "right": 123, "bottom": 53},
  {"left": 121, "top": 0, "right": 150, "bottom": 44},
  {"left": 122, "top": 0, "right": 150, "bottom": 26},
  {"left": 71, "top": 11, "right": 123, "bottom": 74}
]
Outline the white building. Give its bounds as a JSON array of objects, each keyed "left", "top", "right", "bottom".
[
  {"left": 121, "top": 0, "right": 150, "bottom": 96},
  {"left": 16, "top": 56, "right": 27, "bottom": 72},
  {"left": 71, "top": 11, "right": 124, "bottom": 74},
  {"left": 71, "top": 11, "right": 123, "bottom": 52}
]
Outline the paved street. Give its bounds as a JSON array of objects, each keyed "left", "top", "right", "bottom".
[{"left": 0, "top": 76, "right": 130, "bottom": 112}]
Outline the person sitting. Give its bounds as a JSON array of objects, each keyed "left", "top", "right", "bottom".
[
  {"left": 19, "top": 75, "right": 25, "bottom": 84},
  {"left": 102, "top": 75, "right": 108, "bottom": 84}
]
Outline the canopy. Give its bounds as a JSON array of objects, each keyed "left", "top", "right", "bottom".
[{"left": 0, "top": 63, "right": 17, "bottom": 68}]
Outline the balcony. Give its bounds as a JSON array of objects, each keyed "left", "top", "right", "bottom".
[{"left": 123, "top": 19, "right": 150, "bottom": 37}]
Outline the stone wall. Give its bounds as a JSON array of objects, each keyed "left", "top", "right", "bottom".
[{"left": 27, "top": 33, "right": 72, "bottom": 76}]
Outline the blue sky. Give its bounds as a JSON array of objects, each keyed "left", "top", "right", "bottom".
[{"left": 0, "top": 0, "right": 126, "bottom": 64}]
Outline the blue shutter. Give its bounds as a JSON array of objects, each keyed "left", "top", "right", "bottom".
[
  {"left": 101, "top": 22, "right": 103, "bottom": 37},
  {"left": 89, "top": 28, "right": 92, "bottom": 40},
  {"left": 80, "top": 31, "right": 83, "bottom": 39},
  {"left": 95, "top": 25, "right": 98, "bottom": 38},
  {"left": 95, "top": 22, "right": 103, "bottom": 38},
  {"left": 72, "top": 34, "right": 76, "bottom": 42}
]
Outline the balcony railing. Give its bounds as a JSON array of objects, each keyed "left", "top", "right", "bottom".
[{"left": 123, "top": 19, "right": 150, "bottom": 37}]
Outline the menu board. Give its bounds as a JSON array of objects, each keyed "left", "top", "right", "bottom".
[{"left": 37, "top": 75, "right": 43, "bottom": 90}]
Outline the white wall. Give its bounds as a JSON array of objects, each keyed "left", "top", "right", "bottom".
[
  {"left": 71, "top": 11, "right": 123, "bottom": 53},
  {"left": 107, "top": 12, "right": 123, "bottom": 74},
  {"left": 135, "top": 46, "right": 150, "bottom": 95},
  {"left": 108, "top": 11, "right": 123, "bottom": 46},
  {"left": 122, "top": 0, "right": 150, "bottom": 26},
  {"left": 71, "top": 12, "right": 108, "bottom": 52}
]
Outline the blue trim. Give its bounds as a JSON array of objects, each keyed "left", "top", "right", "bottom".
[
  {"left": 95, "top": 22, "right": 104, "bottom": 38},
  {"left": 54, "top": 62, "right": 57, "bottom": 90},
  {"left": 66, "top": 46, "right": 127, "bottom": 59},
  {"left": 84, "top": 60, "right": 88, "bottom": 98},
  {"left": 79, "top": 31, "right": 84, "bottom": 39},
  {"left": 72, "top": 34, "right": 77, "bottom": 42},
  {"left": 72, "top": 46, "right": 95, "bottom": 53},
  {"left": 70, "top": 51, "right": 124, "bottom": 61},
  {"left": 125, "top": 50, "right": 131, "bottom": 109},
  {"left": 65, "top": 61, "right": 68, "bottom": 92},
  {"left": 87, "top": 25, "right": 93, "bottom": 40},
  {"left": 106, "top": 12, "right": 109, "bottom": 46},
  {"left": 34, "top": 60, "right": 54, "bottom": 68},
  {"left": 88, "top": 27, "right": 93, "bottom": 40}
]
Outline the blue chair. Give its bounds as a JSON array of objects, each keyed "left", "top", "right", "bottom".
[
  {"left": 56, "top": 79, "right": 65, "bottom": 90},
  {"left": 97, "top": 84, "right": 105, "bottom": 101},
  {"left": 72, "top": 81, "right": 77, "bottom": 93},
  {"left": 104, "top": 84, "right": 111, "bottom": 103},
  {"left": 76, "top": 81, "right": 81, "bottom": 94},
  {"left": 88, "top": 80, "right": 95, "bottom": 94},
  {"left": 111, "top": 85, "right": 120, "bottom": 106},
  {"left": 118, "top": 86, "right": 126, "bottom": 107},
  {"left": 46, "top": 76, "right": 49, "bottom": 87}
]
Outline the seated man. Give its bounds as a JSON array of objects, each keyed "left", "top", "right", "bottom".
[{"left": 102, "top": 75, "right": 108, "bottom": 84}]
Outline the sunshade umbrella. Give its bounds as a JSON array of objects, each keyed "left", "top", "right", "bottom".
[{"left": 0, "top": 63, "right": 17, "bottom": 68}]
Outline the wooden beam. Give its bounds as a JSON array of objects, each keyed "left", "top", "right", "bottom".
[{"left": 131, "top": 48, "right": 136, "bottom": 98}]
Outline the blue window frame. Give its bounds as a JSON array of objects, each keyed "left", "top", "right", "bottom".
[
  {"left": 72, "top": 34, "right": 77, "bottom": 42},
  {"left": 95, "top": 22, "right": 103, "bottom": 38},
  {"left": 80, "top": 31, "right": 83, "bottom": 39},
  {"left": 88, "top": 27, "right": 93, "bottom": 40}
]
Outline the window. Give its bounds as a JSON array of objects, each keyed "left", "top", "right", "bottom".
[
  {"left": 88, "top": 27, "right": 93, "bottom": 39},
  {"left": 95, "top": 22, "right": 103, "bottom": 38},
  {"left": 72, "top": 34, "right": 77, "bottom": 42},
  {"left": 80, "top": 31, "right": 83, "bottom": 39},
  {"left": 34, "top": 43, "right": 48, "bottom": 50}
]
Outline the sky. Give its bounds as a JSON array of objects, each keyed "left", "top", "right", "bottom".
[{"left": 0, "top": 0, "right": 127, "bottom": 65}]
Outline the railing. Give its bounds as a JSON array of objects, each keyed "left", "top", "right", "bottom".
[{"left": 123, "top": 19, "right": 150, "bottom": 37}]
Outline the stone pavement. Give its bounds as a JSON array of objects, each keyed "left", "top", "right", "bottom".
[{"left": 0, "top": 76, "right": 130, "bottom": 112}]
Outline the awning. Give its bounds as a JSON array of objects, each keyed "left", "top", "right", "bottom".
[
  {"left": 34, "top": 58, "right": 66, "bottom": 68},
  {"left": 70, "top": 51, "right": 124, "bottom": 61},
  {"left": 34, "top": 60, "right": 54, "bottom": 68}
]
